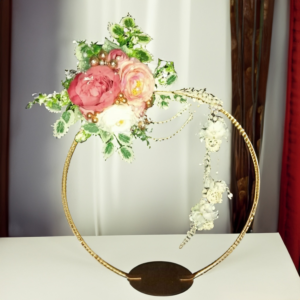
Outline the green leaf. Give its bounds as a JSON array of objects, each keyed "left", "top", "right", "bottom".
[
  {"left": 99, "top": 129, "right": 113, "bottom": 143},
  {"left": 109, "top": 23, "right": 124, "bottom": 38},
  {"left": 121, "top": 16, "right": 135, "bottom": 28},
  {"left": 160, "top": 95, "right": 171, "bottom": 100},
  {"left": 75, "top": 130, "right": 91, "bottom": 143},
  {"left": 132, "top": 48, "right": 153, "bottom": 63},
  {"left": 117, "top": 133, "right": 132, "bottom": 145},
  {"left": 174, "top": 94, "right": 187, "bottom": 103},
  {"left": 53, "top": 119, "right": 68, "bottom": 138},
  {"left": 60, "top": 90, "right": 71, "bottom": 106},
  {"left": 103, "top": 142, "right": 115, "bottom": 160},
  {"left": 154, "top": 59, "right": 178, "bottom": 86},
  {"left": 73, "top": 106, "right": 83, "bottom": 122},
  {"left": 26, "top": 102, "right": 33, "bottom": 109},
  {"left": 136, "top": 34, "right": 152, "bottom": 45},
  {"left": 82, "top": 123, "right": 100, "bottom": 134},
  {"left": 160, "top": 100, "right": 169, "bottom": 109},
  {"left": 102, "top": 38, "right": 121, "bottom": 52},
  {"left": 77, "top": 59, "right": 90, "bottom": 72},
  {"left": 166, "top": 74, "right": 177, "bottom": 85},
  {"left": 91, "top": 43, "right": 101, "bottom": 55},
  {"left": 118, "top": 146, "right": 134, "bottom": 163},
  {"left": 62, "top": 110, "right": 75, "bottom": 126},
  {"left": 62, "top": 78, "right": 73, "bottom": 89},
  {"left": 45, "top": 101, "right": 62, "bottom": 113}
]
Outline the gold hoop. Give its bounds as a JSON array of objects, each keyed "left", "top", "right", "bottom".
[{"left": 61, "top": 96, "right": 260, "bottom": 281}]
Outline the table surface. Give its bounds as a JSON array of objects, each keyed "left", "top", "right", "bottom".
[{"left": 0, "top": 233, "right": 299, "bottom": 299}]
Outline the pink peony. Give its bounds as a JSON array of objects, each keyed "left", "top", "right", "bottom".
[
  {"left": 118, "top": 58, "right": 154, "bottom": 116},
  {"left": 68, "top": 66, "right": 120, "bottom": 116},
  {"left": 107, "top": 49, "right": 129, "bottom": 63}
]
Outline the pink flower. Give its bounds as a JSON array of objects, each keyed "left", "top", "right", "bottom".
[
  {"left": 68, "top": 66, "right": 120, "bottom": 116},
  {"left": 107, "top": 49, "right": 129, "bottom": 63},
  {"left": 119, "top": 58, "right": 154, "bottom": 116}
]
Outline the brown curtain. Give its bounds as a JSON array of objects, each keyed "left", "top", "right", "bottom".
[
  {"left": 0, "top": 0, "right": 12, "bottom": 237},
  {"left": 230, "top": 0, "right": 274, "bottom": 233}
]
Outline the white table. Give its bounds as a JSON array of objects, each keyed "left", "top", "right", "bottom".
[{"left": 0, "top": 233, "right": 299, "bottom": 299}]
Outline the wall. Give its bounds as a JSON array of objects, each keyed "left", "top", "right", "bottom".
[{"left": 9, "top": 0, "right": 287, "bottom": 237}]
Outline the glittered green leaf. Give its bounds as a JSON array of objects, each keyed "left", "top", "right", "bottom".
[
  {"left": 102, "top": 38, "right": 121, "bottom": 52},
  {"left": 121, "top": 16, "right": 135, "bottom": 28},
  {"left": 62, "top": 78, "right": 73, "bottom": 89},
  {"left": 62, "top": 110, "right": 75, "bottom": 126},
  {"left": 45, "top": 101, "right": 62, "bottom": 113},
  {"left": 60, "top": 90, "right": 71, "bottom": 106},
  {"left": 82, "top": 123, "right": 100, "bottom": 134},
  {"left": 26, "top": 102, "right": 33, "bottom": 109},
  {"left": 99, "top": 129, "right": 113, "bottom": 143},
  {"left": 136, "top": 34, "right": 152, "bottom": 45},
  {"left": 117, "top": 133, "right": 132, "bottom": 145},
  {"left": 103, "top": 142, "right": 115, "bottom": 160},
  {"left": 53, "top": 119, "right": 68, "bottom": 138},
  {"left": 109, "top": 23, "right": 124, "bottom": 38},
  {"left": 91, "top": 43, "right": 101, "bottom": 55},
  {"left": 75, "top": 130, "right": 91, "bottom": 143},
  {"left": 160, "top": 95, "right": 171, "bottom": 101},
  {"left": 154, "top": 59, "right": 178, "bottom": 86},
  {"left": 166, "top": 74, "right": 177, "bottom": 85},
  {"left": 132, "top": 48, "right": 153, "bottom": 63},
  {"left": 118, "top": 146, "right": 134, "bottom": 163},
  {"left": 77, "top": 60, "right": 90, "bottom": 72}
]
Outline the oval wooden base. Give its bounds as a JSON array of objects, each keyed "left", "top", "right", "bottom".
[{"left": 128, "top": 261, "right": 194, "bottom": 296}]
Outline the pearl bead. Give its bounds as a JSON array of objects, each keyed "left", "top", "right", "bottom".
[
  {"left": 109, "top": 59, "right": 118, "bottom": 69},
  {"left": 118, "top": 93, "right": 124, "bottom": 98},
  {"left": 115, "top": 100, "right": 120, "bottom": 105},
  {"left": 116, "top": 56, "right": 121, "bottom": 61},
  {"left": 90, "top": 56, "right": 99, "bottom": 66},
  {"left": 122, "top": 98, "right": 127, "bottom": 103},
  {"left": 92, "top": 117, "right": 98, "bottom": 123},
  {"left": 138, "top": 121, "right": 145, "bottom": 129},
  {"left": 87, "top": 112, "right": 93, "bottom": 119},
  {"left": 99, "top": 60, "right": 105, "bottom": 66},
  {"left": 98, "top": 50, "right": 107, "bottom": 60}
]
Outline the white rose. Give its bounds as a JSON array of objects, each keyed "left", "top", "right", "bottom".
[{"left": 98, "top": 104, "right": 137, "bottom": 134}]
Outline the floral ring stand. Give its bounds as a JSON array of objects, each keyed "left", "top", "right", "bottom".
[
  {"left": 27, "top": 14, "right": 260, "bottom": 297},
  {"left": 61, "top": 95, "right": 260, "bottom": 296}
]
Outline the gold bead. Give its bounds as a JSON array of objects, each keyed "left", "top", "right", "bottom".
[
  {"left": 90, "top": 56, "right": 99, "bottom": 66},
  {"left": 92, "top": 117, "right": 98, "bottom": 123},
  {"left": 122, "top": 98, "right": 127, "bottom": 103},
  {"left": 115, "top": 100, "right": 120, "bottom": 105},
  {"left": 146, "top": 100, "right": 152, "bottom": 108},
  {"left": 109, "top": 59, "right": 118, "bottom": 69},
  {"left": 98, "top": 50, "right": 107, "bottom": 60},
  {"left": 144, "top": 118, "right": 150, "bottom": 125},
  {"left": 118, "top": 93, "right": 124, "bottom": 98},
  {"left": 87, "top": 112, "right": 93, "bottom": 119},
  {"left": 138, "top": 121, "right": 145, "bottom": 129}
]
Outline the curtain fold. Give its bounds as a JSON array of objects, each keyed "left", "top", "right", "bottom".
[
  {"left": 0, "top": 0, "right": 12, "bottom": 237},
  {"left": 230, "top": 0, "right": 274, "bottom": 233},
  {"left": 279, "top": 0, "right": 300, "bottom": 274}
]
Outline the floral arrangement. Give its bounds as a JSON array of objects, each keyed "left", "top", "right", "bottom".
[{"left": 27, "top": 14, "right": 232, "bottom": 246}]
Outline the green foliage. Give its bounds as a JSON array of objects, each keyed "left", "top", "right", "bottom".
[
  {"left": 121, "top": 16, "right": 135, "bottom": 28},
  {"left": 118, "top": 146, "right": 134, "bottom": 163},
  {"left": 103, "top": 142, "right": 115, "bottom": 160},
  {"left": 61, "top": 110, "right": 75, "bottom": 126},
  {"left": 53, "top": 119, "right": 68, "bottom": 138},
  {"left": 154, "top": 59, "right": 178, "bottom": 86},
  {"left": 133, "top": 48, "right": 153, "bottom": 63},
  {"left": 131, "top": 125, "right": 151, "bottom": 147},
  {"left": 75, "top": 130, "right": 91, "bottom": 143},
  {"left": 99, "top": 129, "right": 113, "bottom": 143},
  {"left": 117, "top": 133, "right": 132, "bottom": 145},
  {"left": 174, "top": 94, "right": 187, "bottom": 104},
  {"left": 82, "top": 123, "right": 100, "bottom": 135},
  {"left": 109, "top": 24, "right": 124, "bottom": 38},
  {"left": 62, "top": 78, "right": 73, "bottom": 89}
]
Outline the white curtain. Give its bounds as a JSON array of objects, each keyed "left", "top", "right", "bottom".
[{"left": 9, "top": 0, "right": 287, "bottom": 237}]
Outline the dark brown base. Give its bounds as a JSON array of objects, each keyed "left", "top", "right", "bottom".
[{"left": 128, "top": 261, "right": 194, "bottom": 296}]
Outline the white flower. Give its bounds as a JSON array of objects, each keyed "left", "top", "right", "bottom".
[
  {"left": 199, "top": 119, "right": 228, "bottom": 152},
  {"left": 189, "top": 200, "right": 218, "bottom": 230},
  {"left": 98, "top": 104, "right": 137, "bottom": 134},
  {"left": 206, "top": 180, "right": 227, "bottom": 204}
]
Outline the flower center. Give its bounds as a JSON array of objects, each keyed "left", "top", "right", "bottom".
[
  {"left": 132, "top": 80, "right": 143, "bottom": 96},
  {"left": 116, "top": 120, "right": 125, "bottom": 126}
]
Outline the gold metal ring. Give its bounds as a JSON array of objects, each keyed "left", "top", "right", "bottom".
[{"left": 61, "top": 94, "right": 260, "bottom": 281}]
